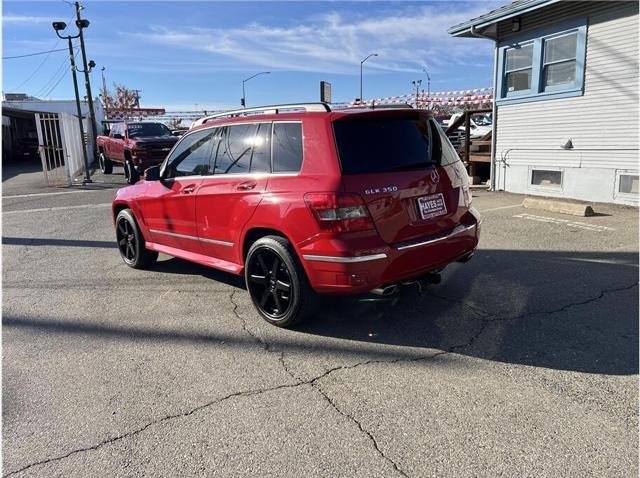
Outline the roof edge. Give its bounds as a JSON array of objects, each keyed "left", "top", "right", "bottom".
[{"left": 448, "top": 0, "right": 559, "bottom": 37}]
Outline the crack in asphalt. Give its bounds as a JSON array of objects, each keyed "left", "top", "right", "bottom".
[
  {"left": 8, "top": 282, "right": 636, "bottom": 476},
  {"left": 229, "top": 290, "right": 300, "bottom": 382},
  {"left": 2, "top": 382, "right": 303, "bottom": 477},
  {"left": 448, "top": 282, "right": 639, "bottom": 353}
]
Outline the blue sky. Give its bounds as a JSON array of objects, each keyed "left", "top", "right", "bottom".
[{"left": 3, "top": 1, "right": 500, "bottom": 111}]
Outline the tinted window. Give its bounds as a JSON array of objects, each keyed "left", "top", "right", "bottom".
[
  {"left": 333, "top": 117, "right": 437, "bottom": 174},
  {"left": 272, "top": 123, "right": 303, "bottom": 172},
  {"left": 214, "top": 124, "right": 256, "bottom": 174},
  {"left": 127, "top": 123, "right": 172, "bottom": 138},
  {"left": 250, "top": 123, "right": 271, "bottom": 173},
  {"left": 164, "top": 128, "right": 216, "bottom": 178}
]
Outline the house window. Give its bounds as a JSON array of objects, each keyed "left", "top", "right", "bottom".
[
  {"left": 505, "top": 43, "right": 534, "bottom": 94},
  {"left": 497, "top": 18, "right": 587, "bottom": 104},
  {"left": 543, "top": 32, "right": 578, "bottom": 88},
  {"left": 531, "top": 169, "right": 562, "bottom": 189},
  {"left": 619, "top": 174, "right": 639, "bottom": 194}
]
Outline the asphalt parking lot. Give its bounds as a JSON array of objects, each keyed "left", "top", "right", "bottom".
[{"left": 3, "top": 172, "right": 638, "bottom": 477}]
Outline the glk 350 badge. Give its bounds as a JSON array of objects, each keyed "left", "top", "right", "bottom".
[{"left": 364, "top": 186, "right": 398, "bottom": 195}]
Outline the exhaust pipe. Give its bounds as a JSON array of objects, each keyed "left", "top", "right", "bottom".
[{"left": 370, "top": 284, "right": 399, "bottom": 296}]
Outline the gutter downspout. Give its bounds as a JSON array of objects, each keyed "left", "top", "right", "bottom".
[{"left": 470, "top": 25, "right": 499, "bottom": 191}]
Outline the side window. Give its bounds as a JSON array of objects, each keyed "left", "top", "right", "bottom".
[
  {"left": 249, "top": 123, "right": 271, "bottom": 173},
  {"left": 164, "top": 128, "right": 216, "bottom": 178},
  {"left": 214, "top": 124, "right": 256, "bottom": 174},
  {"left": 272, "top": 122, "right": 303, "bottom": 173}
]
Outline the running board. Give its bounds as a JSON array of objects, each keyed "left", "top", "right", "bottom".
[{"left": 145, "top": 241, "right": 243, "bottom": 275}]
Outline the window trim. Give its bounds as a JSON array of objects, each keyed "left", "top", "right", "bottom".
[{"left": 496, "top": 17, "right": 587, "bottom": 105}]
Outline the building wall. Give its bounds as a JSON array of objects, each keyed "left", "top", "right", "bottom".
[{"left": 493, "top": 1, "right": 639, "bottom": 204}]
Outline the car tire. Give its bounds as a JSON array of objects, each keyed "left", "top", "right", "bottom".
[
  {"left": 99, "top": 152, "right": 113, "bottom": 174},
  {"left": 124, "top": 159, "right": 139, "bottom": 184},
  {"left": 115, "top": 208, "right": 158, "bottom": 269},
  {"left": 245, "top": 235, "right": 316, "bottom": 328}
]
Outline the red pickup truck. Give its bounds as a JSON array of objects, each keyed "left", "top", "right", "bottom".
[{"left": 97, "top": 122, "right": 178, "bottom": 184}]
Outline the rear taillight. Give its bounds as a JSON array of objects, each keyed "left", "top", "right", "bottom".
[{"left": 304, "top": 193, "right": 375, "bottom": 233}]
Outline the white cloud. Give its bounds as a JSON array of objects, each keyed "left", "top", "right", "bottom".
[
  {"left": 129, "top": 3, "right": 501, "bottom": 75},
  {"left": 3, "top": 15, "right": 53, "bottom": 25}
]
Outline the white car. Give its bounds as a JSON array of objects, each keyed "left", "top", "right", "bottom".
[{"left": 446, "top": 113, "right": 492, "bottom": 139}]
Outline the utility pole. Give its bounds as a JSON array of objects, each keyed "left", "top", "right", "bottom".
[
  {"left": 75, "top": 1, "right": 98, "bottom": 166},
  {"left": 53, "top": 21, "right": 92, "bottom": 184}
]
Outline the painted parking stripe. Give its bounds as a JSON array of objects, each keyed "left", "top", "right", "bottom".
[
  {"left": 3, "top": 203, "right": 111, "bottom": 215},
  {"left": 478, "top": 204, "right": 522, "bottom": 213},
  {"left": 514, "top": 213, "right": 615, "bottom": 232},
  {"left": 3, "top": 190, "right": 95, "bottom": 199}
]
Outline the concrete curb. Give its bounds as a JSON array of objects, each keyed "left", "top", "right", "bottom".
[{"left": 522, "top": 197, "right": 595, "bottom": 217}]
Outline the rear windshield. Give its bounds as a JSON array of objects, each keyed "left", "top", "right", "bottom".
[
  {"left": 333, "top": 117, "right": 459, "bottom": 174},
  {"left": 127, "top": 123, "right": 171, "bottom": 138}
]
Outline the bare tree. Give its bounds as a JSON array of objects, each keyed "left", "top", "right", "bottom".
[{"left": 101, "top": 83, "right": 140, "bottom": 119}]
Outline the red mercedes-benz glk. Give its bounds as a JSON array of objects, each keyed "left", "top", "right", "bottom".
[{"left": 112, "top": 103, "right": 480, "bottom": 327}]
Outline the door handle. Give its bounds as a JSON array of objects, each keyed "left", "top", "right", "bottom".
[
  {"left": 237, "top": 181, "right": 257, "bottom": 191},
  {"left": 181, "top": 185, "right": 196, "bottom": 194}
]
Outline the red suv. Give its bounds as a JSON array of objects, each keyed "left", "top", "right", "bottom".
[{"left": 112, "top": 103, "right": 480, "bottom": 327}]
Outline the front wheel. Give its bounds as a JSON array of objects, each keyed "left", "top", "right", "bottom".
[
  {"left": 124, "top": 159, "right": 139, "bottom": 184},
  {"left": 115, "top": 208, "right": 158, "bottom": 269},
  {"left": 245, "top": 235, "right": 316, "bottom": 328}
]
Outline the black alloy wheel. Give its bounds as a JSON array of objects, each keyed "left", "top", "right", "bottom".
[
  {"left": 245, "top": 236, "right": 316, "bottom": 327},
  {"left": 248, "top": 248, "right": 293, "bottom": 320},
  {"left": 115, "top": 209, "right": 158, "bottom": 269},
  {"left": 116, "top": 215, "right": 137, "bottom": 263}
]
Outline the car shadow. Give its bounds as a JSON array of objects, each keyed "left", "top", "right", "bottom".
[{"left": 147, "top": 249, "right": 638, "bottom": 376}]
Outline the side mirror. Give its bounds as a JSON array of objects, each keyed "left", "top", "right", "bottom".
[{"left": 144, "top": 165, "right": 161, "bottom": 181}]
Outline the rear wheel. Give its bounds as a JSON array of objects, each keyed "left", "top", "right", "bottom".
[
  {"left": 99, "top": 152, "right": 113, "bottom": 174},
  {"left": 245, "top": 235, "right": 315, "bottom": 328},
  {"left": 115, "top": 208, "right": 158, "bottom": 269}
]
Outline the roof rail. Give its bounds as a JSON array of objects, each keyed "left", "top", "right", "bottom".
[{"left": 192, "top": 102, "right": 331, "bottom": 127}]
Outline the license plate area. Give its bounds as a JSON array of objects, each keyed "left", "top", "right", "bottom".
[{"left": 417, "top": 193, "right": 447, "bottom": 220}]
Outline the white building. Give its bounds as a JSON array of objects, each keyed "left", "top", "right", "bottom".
[
  {"left": 449, "top": 0, "right": 639, "bottom": 205},
  {"left": 2, "top": 95, "right": 106, "bottom": 186}
]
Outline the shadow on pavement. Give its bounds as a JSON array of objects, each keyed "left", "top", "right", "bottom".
[
  {"left": 2, "top": 237, "right": 115, "bottom": 248},
  {"left": 3, "top": 249, "right": 638, "bottom": 376}
]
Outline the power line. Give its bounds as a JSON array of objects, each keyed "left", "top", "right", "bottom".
[
  {"left": 42, "top": 67, "right": 70, "bottom": 99},
  {"left": 2, "top": 47, "right": 75, "bottom": 60},
  {"left": 9, "top": 14, "right": 76, "bottom": 91},
  {"left": 33, "top": 55, "right": 69, "bottom": 97}
]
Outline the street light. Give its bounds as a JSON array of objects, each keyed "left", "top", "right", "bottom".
[
  {"left": 52, "top": 20, "right": 92, "bottom": 184},
  {"left": 241, "top": 71, "right": 270, "bottom": 107},
  {"left": 360, "top": 53, "right": 378, "bottom": 104},
  {"left": 412, "top": 79, "right": 422, "bottom": 108},
  {"left": 422, "top": 67, "right": 431, "bottom": 98}
]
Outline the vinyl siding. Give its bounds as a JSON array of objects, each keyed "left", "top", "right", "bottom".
[{"left": 493, "top": 1, "right": 639, "bottom": 204}]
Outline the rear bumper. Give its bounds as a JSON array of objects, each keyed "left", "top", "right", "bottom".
[{"left": 300, "top": 208, "right": 481, "bottom": 295}]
